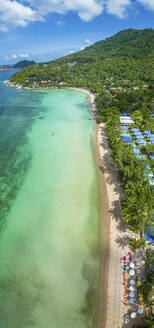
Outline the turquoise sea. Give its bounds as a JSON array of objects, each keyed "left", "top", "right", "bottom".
[{"left": 0, "top": 70, "right": 100, "bottom": 328}]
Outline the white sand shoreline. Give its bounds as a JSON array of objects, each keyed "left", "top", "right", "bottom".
[
  {"left": 73, "top": 87, "right": 130, "bottom": 327},
  {"left": 68, "top": 87, "right": 97, "bottom": 113},
  {"left": 77, "top": 87, "right": 131, "bottom": 327}
]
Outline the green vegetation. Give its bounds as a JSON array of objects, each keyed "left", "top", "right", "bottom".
[
  {"left": 129, "top": 238, "right": 146, "bottom": 251},
  {"left": 97, "top": 87, "right": 154, "bottom": 233},
  {"left": 10, "top": 28, "right": 154, "bottom": 89},
  {"left": 145, "top": 248, "right": 154, "bottom": 270},
  {"left": 13, "top": 60, "right": 36, "bottom": 68}
]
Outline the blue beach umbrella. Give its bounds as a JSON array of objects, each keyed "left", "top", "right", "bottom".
[
  {"left": 136, "top": 140, "right": 146, "bottom": 145},
  {"left": 122, "top": 137, "right": 132, "bottom": 143},
  {"left": 121, "top": 126, "right": 128, "bottom": 130},
  {"left": 144, "top": 130, "right": 151, "bottom": 135},
  {"left": 135, "top": 135, "right": 144, "bottom": 140},
  {"left": 133, "top": 132, "right": 143, "bottom": 135},
  {"left": 132, "top": 128, "right": 139, "bottom": 132},
  {"left": 129, "top": 298, "right": 135, "bottom": 304},
  {"left": 120, "top": 133, "right": 130, "bottom": 137},
  {"left": 133, "top": 149, "right": 141, "bottom": 154}
]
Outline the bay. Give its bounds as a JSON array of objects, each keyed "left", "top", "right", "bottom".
[{"left": 0, "top": 70, "right": 100, "bottom": 328}]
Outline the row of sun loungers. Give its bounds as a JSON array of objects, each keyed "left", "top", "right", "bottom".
[{"left": 122, "top": 250, "right": 145, "bottom": 325}]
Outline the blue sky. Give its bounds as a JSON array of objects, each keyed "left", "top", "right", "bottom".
[{"left": 0, "top": 0, "right": 154, "bottom": 64}]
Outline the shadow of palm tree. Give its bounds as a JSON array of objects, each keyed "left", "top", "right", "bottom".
[
  {"left": 108, "top": 200, "right": 120, "bottom": 222},
  {"left": 115, "top": 235, "right": 130, "bottom": 248}
]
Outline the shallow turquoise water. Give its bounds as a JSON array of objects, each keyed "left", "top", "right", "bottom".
[{"left": 0, "top": 72, "right": 100, "bottom": 328}]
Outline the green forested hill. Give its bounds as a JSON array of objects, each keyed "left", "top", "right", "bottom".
[
  {"left": 10, "top": 28, "right": 154, "bottom": 90},
  {"left": 13, "top": 60, "right": 36, "bottom": 68}
]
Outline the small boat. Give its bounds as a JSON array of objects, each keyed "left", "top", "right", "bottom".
[
  {"left": 51, "top": 132, "right": 55, "bottom": 136},
  {"left": 38, "top": 116, "right": 44, "bottom": 119}
]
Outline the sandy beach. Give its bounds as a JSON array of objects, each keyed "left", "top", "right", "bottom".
[
  {"left": 81, "top": 89, "right": 134, "bottom": 328},
  {"left": 97, "top": 123, "right": 129, "bottom": 328}
]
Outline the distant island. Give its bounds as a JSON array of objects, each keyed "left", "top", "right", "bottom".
[
  {"left": 13, "top": 60, "right": 36, "bottom": 68},
  {"left": 0, "top": 64, "right": 12, "bottom": 70}
]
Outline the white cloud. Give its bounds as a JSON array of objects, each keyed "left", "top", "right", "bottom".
[
  {"left": 19, "top": 53, "right": 29, "bottom": 58},
  {"left": 0, "top": 0, "right": 42, "bottom": 30},
  {"left": 10, "top": 53, "right": 29, "bottom": 59},
  {"left": 56, "top": 20, "right": 65, "bottom": 26},
  {"left": 11, "top": 54, "right": 18, "bottom": 59},
  {"left": 137, "top": 0, "right": 154, "bottom": 10},
  {"left": 84, "top": 38, "right": 91, "bottom": 45},
  {"left": 0, "top": 0, "right": 154, "bottom": 32},
  {"left": 27, "top": 0, "right": 104, "bottom": 22},
  {"left": 106, "top": 0, "right": 131, "bottom": 18}
]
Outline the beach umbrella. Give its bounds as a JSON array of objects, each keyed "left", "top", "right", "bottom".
[
  {"left": 144, "top": 130, "right": 151, "bottom": 135},
  {"left": 133, "top": 148, "right": 141, "bottom": 154},
  {"left": 129, "top": 291, "right": 135, "bottom": 298},
  {"left": 130, "top": 312, "right": 137, "bottom": 319},
  {"left": 120, "top": 133, "right": 130, "bottom": 137},
  {"left": 129, "top": 269, "right": 135, "bottom": 276},
  {"left": 139, "top": 296, "right": 143, "bottom": 301},
  {"left": 129, "top": 298, "right": 135, "bottom": 304},
  {"left": 130, "top": 279, "right": 135, "bottom": 285},
  {"left": 137, "top": 269, "right": 141, "bottom": 274},
  {"left": 132, "top": 128, "right": 139, "bottom": 132},
  {"left": 129, "top": 263, "right": 134, "bottom": 269},
  {"left": 121, "top": 126, "right": 128, "bottom": 130},
  {"left": 138, "top": 307, "right": 144, "bottom": 314},
  {"left": 124, "top": 316, "right": 130, "bottom": 324},
  {"left": 129, "top": 285, "right": 135, "bottom": 291}
]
